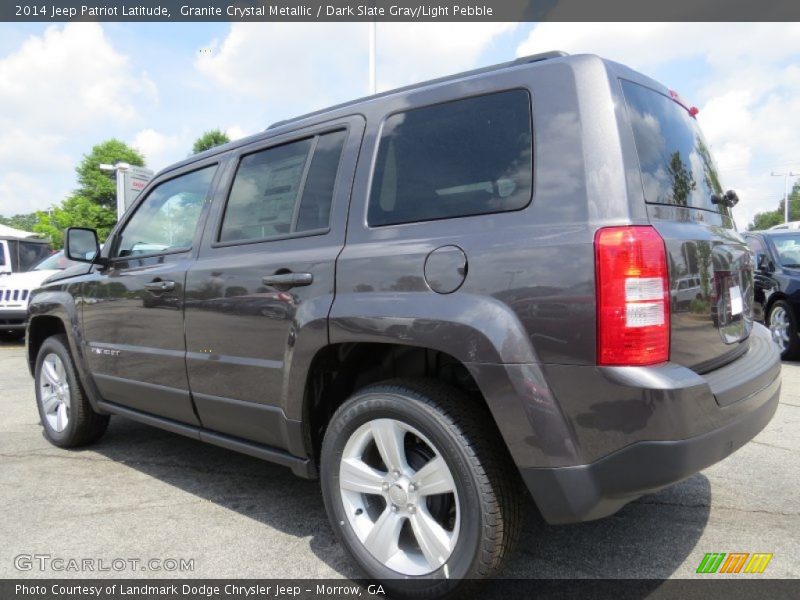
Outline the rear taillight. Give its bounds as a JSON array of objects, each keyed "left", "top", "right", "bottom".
[{"left": 595, "top": 226, "right": 670, "bottom": 366}]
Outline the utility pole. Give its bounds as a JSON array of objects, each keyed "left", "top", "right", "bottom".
[
  {"left": 368, "top": 20, "right": 377, "bottom": 95},
  {"left": 771, "top": 170, "right": 799, "bottom": 224}
]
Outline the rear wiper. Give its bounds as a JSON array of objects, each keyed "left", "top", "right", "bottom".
[{"left": 711, "top": 189, "right": 739, "bottom": 207}]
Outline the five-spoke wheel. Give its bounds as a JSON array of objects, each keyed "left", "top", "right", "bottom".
[
  {"left": 34, "top": 334, "right": 109, "bottom": 446},
  {"left": 339, "top": 418, "right": 459, "bottom": 575},
  {"left": 39, "top": 353, "right": 71, "bottom": 432},
  {"left": 320, "top": 380, "right": 521, "bottom": 597},
  {"left": 767, "top": 300, "right": 799, "bottom": 360}
]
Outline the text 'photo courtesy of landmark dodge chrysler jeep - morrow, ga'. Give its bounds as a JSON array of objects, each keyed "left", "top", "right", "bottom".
[{"left": 27, "top": 52, "right": 781, "bottom": 596}]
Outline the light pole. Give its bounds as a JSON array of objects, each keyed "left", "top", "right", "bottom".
[
  {"left": 99, "top": 162, "right": 131, "bottom": 220},
  {"left": 368, "top": 20, "right": 376, "bottom": 94},
  {"left": 771, "top": 170, "right": 799, "bottom": 224}
]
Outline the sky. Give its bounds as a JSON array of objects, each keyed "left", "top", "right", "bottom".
[{"left": 0, "top": 21, "right": 799, "bottom": 229}]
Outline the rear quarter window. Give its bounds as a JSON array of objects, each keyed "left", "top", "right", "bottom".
[
  {"left": 368, "top": 89, "right": 533, "bottom": 227},
  {"left": 622, "top": 80, "right": 728, "bottom": 216}
]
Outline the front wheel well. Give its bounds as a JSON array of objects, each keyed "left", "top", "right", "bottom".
[
  {"left": 27, "top": 316, "right": 67, "bottom": 375},
  {"left": 303, "top": 343, "right": 484, "bottom": 465}
]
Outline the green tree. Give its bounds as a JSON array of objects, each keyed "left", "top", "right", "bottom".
[
  {"left": 33, "top": 196, "right": 117, "bottom": 248},
  {"left": 666, "top": 151, "right": 697, "bottom": 206},
  {"left": 748, "top": 181, "right": 800, "bottom": 230},
  {"left": 0, "top": 212, "right": 38, "bottom": 231},
  {"left": 76, "top": 139, "right": 145, "bottom": 210},
  {"left": 192, "top": 129, "right": 230, "bottom": 154},
  {"left": 33, "top": 139, "right": 145, "bottom": 247}
]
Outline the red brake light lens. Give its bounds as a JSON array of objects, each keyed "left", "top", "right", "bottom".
[{"left": 595, "top": 226, "right": 670, "bottom": 366}]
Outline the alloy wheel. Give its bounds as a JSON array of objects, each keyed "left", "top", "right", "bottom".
[
  {"left": 339, "top": 418, "right": 460, "bottom": 576},
  {"left": 769, "top": 306, "right": 790, "bottom": 352},
  {"left": 39, "top": 353, "right": 70, "bottom": 432}
]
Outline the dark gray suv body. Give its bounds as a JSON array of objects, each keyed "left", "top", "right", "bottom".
[{"left": 27, "top": 52, "right": 781, "bottom": 592}]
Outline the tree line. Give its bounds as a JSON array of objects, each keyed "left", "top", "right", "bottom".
[
  {"left": 0, "top": 129, "right": 231, "bottom": 248},
  {"left": 747, "top": 181, "right": 800, "bottom": 230}
]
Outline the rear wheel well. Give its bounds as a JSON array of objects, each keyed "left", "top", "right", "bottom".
[
  {"left": 27, "top": 316, "right": 67, "bottom": 374},
  {"left": 303, "top": 343, "right": 484, "bottom": 465}
]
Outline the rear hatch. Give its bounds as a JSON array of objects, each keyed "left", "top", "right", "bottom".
[{"left": 621, "top": 79, "right": 754, "bottom": 374}]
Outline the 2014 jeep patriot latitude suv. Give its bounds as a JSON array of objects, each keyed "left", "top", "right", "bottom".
[{"left": 28, "top": 52, "right": 781, "bottom": 595}]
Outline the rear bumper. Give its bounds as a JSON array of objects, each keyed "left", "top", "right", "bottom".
[
  {"left": 484, "top": 322, "right": 781, "bottom": 524},
  {"left": 0, "top": 310, "right": 27, "bottom": 330},
  {"left": 521, "top": 372, "right": 779, "bottom": 523}
]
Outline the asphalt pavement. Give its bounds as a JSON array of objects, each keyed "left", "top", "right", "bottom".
[{"left": 1, "top": 338, "right": 798, "bottom": 580}]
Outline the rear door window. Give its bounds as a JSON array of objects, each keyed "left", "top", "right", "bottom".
[
  {"left": 622, "top": 80, "right": 728, "bottom": 215},
  {"left": 219, "top": 129, "right": 347, "bottom": 243},
  {"left": 368, "top": 90, "right": 533, "bottom": 227}
]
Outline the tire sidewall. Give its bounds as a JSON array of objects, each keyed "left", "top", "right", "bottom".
[
  {"left": 34, "top": 336, "right": 80, "bottom": 446},
  {"left": 769, "top": 300, "right": 799, "bottom": 359},
  {"left": 320, "top": 388, "right": 485, "bottom": 593}
]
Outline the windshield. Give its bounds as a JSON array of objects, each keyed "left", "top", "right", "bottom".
[
  {"left": 770, "top": 234, "right": 800, "bottom": 267},
  {"left": 622, "top": 80, "right": 728, "bottom": 216},
  {"left": 32, "top": 251, "right": 79, "bottom": 271}
]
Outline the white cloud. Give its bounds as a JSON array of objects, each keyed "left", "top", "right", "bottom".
[
  {"left": 518, "top": 22, "right": 688, "bottom": 68},
  {"left": 518, "top": 22, "right": 800, "bottom": 228},
  {"left": 195, "top": 23, "right": 365, "bottom": 117},
  {"left": 195, "top": 22, "right": 516, "bottom": 119},
  {"left": 518, "top": 22, "right": 800, "bottom": 72},
  {"left": 0, "top": 129, "right": 72, "bottom": 173},
  {"left": 131, "top": 125, "right": 259, "bottom": 172},
  {"left": 0, "top": 23, "right": 156, "bottom": 131},
  {"left": 375, "top": 22, "right": 518, "bottom": 90},
  {"left": 131, "top": 128, "right": 189, "bottom": 172},
  {"left": 0, "top": 172, "right": 66, "bottom": 216},
  {"left": 0, "top": 23, "right": 158, "bottom": 216},
  {"left": 225, "top": 125, "right": 249, "bottom": 141}
]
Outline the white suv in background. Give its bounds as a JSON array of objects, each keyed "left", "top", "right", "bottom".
[
  {"left": 0, "top": 251, "right": 79, "bottom": 341},
  {"left": 769, "top": 221, "right": 800, "bottom": 230}
]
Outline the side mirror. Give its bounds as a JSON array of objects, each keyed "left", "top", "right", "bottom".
[
  {"left": 757, "top": 253, "right": 773, "bottom": 272},
  {"left": 65, "top": 227, "right": 100, "bottom": 264}
]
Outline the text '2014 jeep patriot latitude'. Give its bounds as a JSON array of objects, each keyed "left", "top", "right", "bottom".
[{"left": 28, "top": 52, "right": 781, "bottom": 596}]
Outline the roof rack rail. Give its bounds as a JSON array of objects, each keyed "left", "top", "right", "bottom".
[{"left": 267, "top": 50, "right": 568, "bottom": 131}]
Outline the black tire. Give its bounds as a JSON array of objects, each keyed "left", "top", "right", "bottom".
[
  {"left": 34, "top": 334, "right": 109, "bottom": 447},
  {"left": 320, "top": 379, "right": 522, "bottom": 599},
  {"left": 767, "top": 299, "right": 800, "bottom": 360}
]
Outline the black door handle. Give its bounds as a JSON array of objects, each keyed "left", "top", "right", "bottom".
[
  {"left": 144, "top": 280, "right": 176, "bottom": 292},
  {"left": 262, "top": 272, "right": 313, "bottom": 288}
]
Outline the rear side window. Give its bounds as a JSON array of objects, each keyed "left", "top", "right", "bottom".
[
  {"left": 18, "top": 242, "right": 50, "bottom": 271},
  {"left": 622, "top": 80, "right": 728, "bottom": 215},
  {"left": 219, "top": 130, "right": 346, "bottom": 243},
  {"left": 368, "top": 90, "right": 533, "bottom": 227}
]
